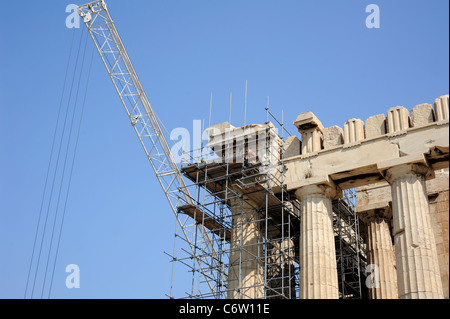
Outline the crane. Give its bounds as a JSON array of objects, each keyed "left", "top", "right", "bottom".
[{"left": 77, "top": 0, "right": 220, "bottom": 296}]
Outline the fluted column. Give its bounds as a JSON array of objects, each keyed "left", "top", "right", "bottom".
[
  {"left": 266, "top": 237, "right": 296, "bottom": 299},
  {"left": 227, "top": 197, "right": 263, "bottom": 299},
  {"left": 295, "top": 184, "right": 339, "bottom": 299},
  {"left": 386, "top": 163, "right": 444, "bottom": 299},
  {"left": 360, "top": 207, "right": 398, "bottom": 299}
]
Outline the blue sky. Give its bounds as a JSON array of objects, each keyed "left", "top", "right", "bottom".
[{"left": 0, "top": 0, "right": 448, "bottom": 299}]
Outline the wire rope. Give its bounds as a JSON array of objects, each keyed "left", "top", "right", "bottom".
[
  {"left": 40, "top": 29, "right": 90, "bottom": 298},
  {"left": 47, "top": 46, "right": 95, "bottom": 298},
  {"left": 24, "top": 29, "right": 76, "bottom": 299},
  {"left": 26, "top": 26, "right": 89, "bottom": 299}
]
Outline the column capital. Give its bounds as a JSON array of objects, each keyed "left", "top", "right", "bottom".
[
  {"left": 385, "top": 163, "right": 434, "bottom": 183},
  {"left": 293, "top": 111, "right": 324, "bottom": 134},
  {"left": 293, "top": 111, "right": 324, "bottom": 154},
  {"left": 377, "top": 153, "right": 435, "bottom": 183},
  {"left": 229, "top": 187, "right": 260, "bottom": 211},
  {"left": 355, "top": 201, "right": 392, "bottom": 223},
  {"left": 293, "top": 176, "right": 342, "bottom": 200}
]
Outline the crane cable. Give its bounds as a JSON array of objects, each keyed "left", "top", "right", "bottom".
[
  {"left": 47, "top": 43, "right": 95, "bottom": 300},
  {"left": 24, "top": 26, "right": 94, "bottom": 299},
  {"left": 24, "top": 28, "right": 77, "bottom": 299}
]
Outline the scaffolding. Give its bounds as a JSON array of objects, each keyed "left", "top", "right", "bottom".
[
  {"left": 165, "top": 107, "right": 299, "bottom": 299},
  {"left": 333, "top": 189, "right": 368, "bottom": 299},
  {"left": 166, "top": 107, "right": 367, "bottom": 299}
]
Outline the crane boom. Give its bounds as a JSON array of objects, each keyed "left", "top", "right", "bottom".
[
  {"left": 77, "top": 0, "right": 219, "bottom": 296},
  {"left": 78, "top": 1, "right": 187, "bottom": 208}
]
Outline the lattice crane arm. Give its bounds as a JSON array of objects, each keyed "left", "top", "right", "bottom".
[
  {"left": 78, "top": 1, "right": 187, "bottom": 205},
  {"left": 77, "top": 0, "right": 219, "bottom": 296}
]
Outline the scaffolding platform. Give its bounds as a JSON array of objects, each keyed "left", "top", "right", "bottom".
[{"left": 181, "top": 162, "right": 300, "bottom": 241}]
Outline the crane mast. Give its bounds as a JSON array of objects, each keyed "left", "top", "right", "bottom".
[{"left": 77, "top": 0, "right": 219, "bottom": 296}]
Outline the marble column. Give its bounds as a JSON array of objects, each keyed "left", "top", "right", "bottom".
[
  {"left": 359, "top": 206, "right": 398, "bottom": 299},
  {"left": 295, "top": 184, "right": 339, "bottom": 299},
  {"left": 227, "top": 197, "right": 264, "bottom": 299},
  {"left": 386, "top": 163, "right": 444, "bottom": 299},
  {"left": 266, "top": 237, "right": 296, "bottom": 299}
]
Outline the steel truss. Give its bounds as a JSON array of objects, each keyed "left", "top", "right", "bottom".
[{"left": 78, "top": 0, "right": 220, "bottom": 296}]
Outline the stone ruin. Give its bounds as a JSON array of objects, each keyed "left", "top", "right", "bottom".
[
  {"left": 282, "top": 94, "right": 449, "bottom": 299},
  {"left": 196, "top": 94, "right": 448, "bottom": 299}
]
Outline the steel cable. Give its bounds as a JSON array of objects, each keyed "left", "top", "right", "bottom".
[
  {"left": 24, "top": 29, "right": 76, "bottom": 299},
  {"left": 26, "top": 26, "right": 86, "bottom": 298},
  {"left": 40, "top": 29, "right": 90, "bottom": 298}
]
